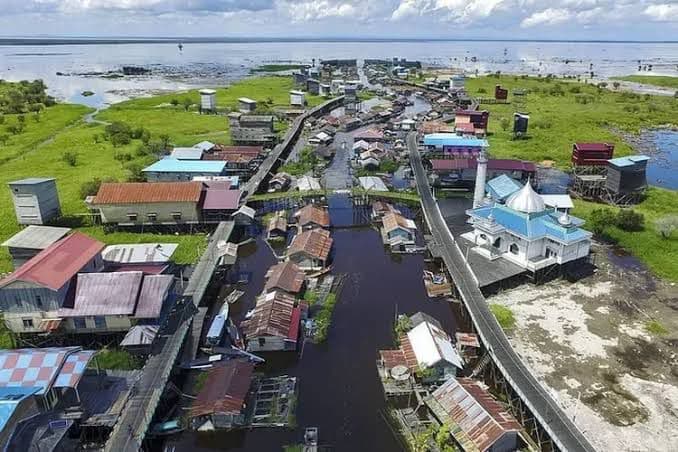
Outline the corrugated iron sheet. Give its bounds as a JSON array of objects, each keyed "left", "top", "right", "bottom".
[
  {"left": 240, "top": 291, "right": 299, "bottom": 340},
  {"left": 190, "top": 360, "right": 254, "bottom": 418},
  {"left": 264, "top": 262, "right": 305, "bottom": 294},
  {"left": 288, "top": 229, "right": 333, "bottom": 261},
  {"left": 295, "top": 205, "right": 330, "bottom": 228},
  {"left": 94, "top": 182, "right": 203, "bottom": 204},
  {"left": 134, "top": 275, "right": 174, "bottom": 319},
  {"left": 60, "top": 272, "right": 143, "bottom": 317}
]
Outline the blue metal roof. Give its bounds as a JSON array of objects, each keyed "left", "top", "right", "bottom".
[
  {"left": 470, "top": 204, "right": 591, "bottom": 244},
  {"left": 486, "top": 175, "right": 521, "bottom": 202},
  {"left": 423, "top": 133, "right": 489, "bottom": 148},
  {"left": 143, "top": 158, "right": 226, "bottom": 174},
  {"left": 607, "top": 155, "right": 650, "bottom": 168},
  {"left": 0, "top": 387, "right": 40, "bottom": 432},
  {"left": 206, "top": 314, "right": 227, "bottom": 342}
]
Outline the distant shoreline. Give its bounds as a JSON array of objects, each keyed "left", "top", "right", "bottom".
[{"left": 1, "top": 37, "right": 678, "bottom": 46}]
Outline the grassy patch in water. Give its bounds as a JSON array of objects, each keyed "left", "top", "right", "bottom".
[{"left": 489, "top": 304, "right": 516, "bottom": 330}]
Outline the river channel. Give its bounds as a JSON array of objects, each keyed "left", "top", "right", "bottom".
[{"left": 170, "top": 194, "right": 464, "bottom": 451}]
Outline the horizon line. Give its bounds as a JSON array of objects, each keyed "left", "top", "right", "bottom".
[{"left": 1, "top": 36, "right": 677, "bottom": 45}]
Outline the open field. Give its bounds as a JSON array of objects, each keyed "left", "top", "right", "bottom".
[
  {"left": 488, "top": 244, "right": 678, "bottom": 451},
  {"left": 611, "top": 75, "right": 678, "bottom": 90},
  {"left": 572, "top": 187, "right": 678, "bottom": 282},
  {"left": 0, "top": 76, "right": 306, "bottom": 272},
  {"left": 464, "top": 75, "right": 677, "bottom": 167}
]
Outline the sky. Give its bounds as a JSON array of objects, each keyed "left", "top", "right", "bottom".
[{"left": 0, "top": 0, "right": 676, "bottom": 41}]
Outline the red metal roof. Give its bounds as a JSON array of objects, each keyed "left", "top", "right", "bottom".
[
  {"left": 430, "top": 158, "right": 536, "bottom": 172},
  {"left": 94, "top": 182, "right": 203, "bottom": 204},
  {"left": 0, "top": 232, "right": 104, "bottom": 291},
  {"left": 288, "top": 229, "right": 333, "bottom": 261},
  {"left": 455, "top": 123, "right": 475, "bottom": 133},
  {"left": 190, "top": 360, "right": 254, "bottom": 418},
  {"left": 574, "top": 142, "right": 614, "bottom": 152},
  {"left": 212, "top": 145, "right": 264, "bottom": 156},
  {"left": 294, "top": 204, "right": 330, "bottom": 228}
]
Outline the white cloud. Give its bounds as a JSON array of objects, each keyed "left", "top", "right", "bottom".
[
  {"left": 644, "top": 3, "right": 678, "bottom": 22},
  {"left": 521, "top": 7, "right": 572, "bottom": 27}
]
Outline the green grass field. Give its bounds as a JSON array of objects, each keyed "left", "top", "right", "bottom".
[
  {"left": 572, "top": 187, "right": 678, "bottom": 281},
  {"left": 464, "top": 75, "right": 677, "bottom": 167},
  {"left": 611, "top": 75, "right": 678, "bottom": 90},
  {"left": 0, "top": 76, "right": 308, "bottom": 272}
]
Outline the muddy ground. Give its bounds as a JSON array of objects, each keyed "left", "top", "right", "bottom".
[{"left": 488, "top": 243, "right": 678, "bottom": 451}]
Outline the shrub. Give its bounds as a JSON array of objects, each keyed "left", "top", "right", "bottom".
[
  {"left": 655, "top": 215, "right": 678, "bottom": 239},
  {"left": 170, "top": 98, "right": 179, "bottom": 106},
  {"left": 589, "top": 208, "right": 617, "bottom": 234},
  {"left": 500, "top": 117, "right": 510, "bottom": 131},
  {"left": 125, "top": 162, "right": 145, "bottom": 182},
  {"left": 477, "top": 87, "right": 487, "bottom": 94},
  {"left": 110, "top": 132, "right": 131, "bottom": 147},
  {"left": 490, "top": 304, "right": 515, "bottom": 330},
  {"left": 0, "top": 134, "right": 8, "bottom": 145},
  {"left": 79, "top": 177, "right": 115, "bottom": 199},
  {"left": 645, "top": 320, "right": 668, "bottom": 336},
  {"left": 182, "top": 98, "right": 193, "bottom": 111},
  {"left": 569, "top": 86, "right": 581, "bottom": 94},
  {"left": 113, "top": 152, "right": 133, "bottom": 164},
  {"left": 62, "top": 151, "right": 77, "bottom": 166},
  {"left": 615, "top": 209, "right": 644, "bottom": 231}
]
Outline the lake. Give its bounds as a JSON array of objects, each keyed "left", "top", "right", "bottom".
[{"left": 2, "top": 40, "right": 678, "bottom": 107}]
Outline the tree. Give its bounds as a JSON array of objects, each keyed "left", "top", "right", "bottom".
[
  {"left": 17, "top": 114, "right": 25, "bottom": 125},
  {"left": 500, "top": 117, "right": 510, "bottom": 131},
  {"left": 589, "top": 208, "right": 616, "bottom": 235},
  {"left": 113, "top": 152, "right": 133, "bottom": 165},
  {"left": 182, "top": 98, "right": 193, "bottom": 111},
  {"left": 615, "top": 209, "right": 644, "bottom": 231},
  {"left": 110, "top": 132, "right": 131, "bottom": 147},
  {"left": 655, "top": 215, "right": 678, "bottom": 239},
  {"left": 612, "top": 81, "right": 620, "bottom": 90},
  {"left": 125, "top": 162, "right": 146, "bottom": 182},
  {"left": 0, "top": 134, "right": 9, "bottom": 145},
  {"left": 62, "top": 151, "right": 77, "bottom": 166},
  {"left": 170, "top": 98, "right": 179, "bottom": 107},
  {"left": 79, "top": 177, "right": 115, "bottom": 199},
  {"left": 0, "top": 115, "right": 5, "bottom": 125},
  {"left": 158, "top": 134, "right": 171, "bottom": 150}
]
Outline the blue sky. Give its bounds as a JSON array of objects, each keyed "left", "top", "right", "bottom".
[{"left": 0, "top": 0, "right": 676, "bottom": 41}]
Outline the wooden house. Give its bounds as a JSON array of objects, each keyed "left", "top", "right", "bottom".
[
  {"left": 8, "top": 178, "right": 61, "bottom": 226},
  {"left": 293, "top": 204, "right": 330, "bottom": 230},
  {"left": 267, "top": 212, "right": 288, "bottom": 239},
  {"left": 0, "top": 232, "right": 104, "bottom": 334},
  {"left": 240, "top": 291, "right": 305, "bottom": 352},
  {"left": 92, "top": 182, "right": 203, "bottom": 225},
  {"left": 286, "top": 229, "right": 333, "bottom": 271},
  {"left": 1, "top": 226, "right": 71, "bottom": 270},
  {"left": 200, "top": 89, "right": 217, "bottom": 111},
  {"left": 382, "top": 212, "right": 417, "bottom": 247},
  {"left": 264, "top": 261, "right": 305, "bottom": 295}
]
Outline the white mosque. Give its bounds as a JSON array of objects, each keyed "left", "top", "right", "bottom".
[{"left": 462, "top": 152, "right": 592, "bottom": 273}]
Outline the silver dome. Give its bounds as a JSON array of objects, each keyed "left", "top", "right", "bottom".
[{"left": 506, "top": 182, "right": 545, "bottom": 213}]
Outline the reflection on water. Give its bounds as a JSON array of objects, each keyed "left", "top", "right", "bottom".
[
  {"left": 2, "top": 41, "right": 677, "bottom": 107},
  {"left": 173, "top": 197, "right": 459, "bottom": 451},
  {"left": 646, "top": 130, "right": 678, "bottom": 190}
]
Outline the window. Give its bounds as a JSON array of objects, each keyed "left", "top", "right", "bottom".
[
  {"left": 258, "top": 337, "right": 266, "bottom": 347},
  {"left": 22, "top": 318, "right": 34, "bottom": 329},
  {"left": 147, "top": 212, "right": 158, "bottom": 221},
  {"left": 36, "top": 295, "right": 42, "bottom": 307},
  {"left": 493, "top": 237, "right": 502, "bottom": 248},
  {"left": 171, "top": 211, "right": 182, "bottom": 220},
  {"left": 127, "top": 212, "right": 138, "bottom": 221},
  {"left": 509, "top": 243, "right": 519, "bottom": 255},
  {"left": 73, "top": 317, "right": 86, "bottom": 329},
  {"left": 94, "top": 316, "right": 106, "bottom": 329}
]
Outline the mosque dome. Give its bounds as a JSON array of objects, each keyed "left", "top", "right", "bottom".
[{"left": 506, "top": 182, "right": 545, "bottom": 213}]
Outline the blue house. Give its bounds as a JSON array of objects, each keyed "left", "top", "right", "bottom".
[{"left": 143, "top": 158, "right": 226, "bottom": 182}]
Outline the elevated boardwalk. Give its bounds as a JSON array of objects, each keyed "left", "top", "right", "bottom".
[
  {"left": 407, "top": 132, "right": 595, "bottom": 452},
  {"left": 104, "top": 221, "right": 234, "bottom": 452}
]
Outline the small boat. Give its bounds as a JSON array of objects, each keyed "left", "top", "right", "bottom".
[
  {"left": 150, "top": 419, "right": 184, "bottom": 436},
  {"left": 304, "top": 427, "right": 318, "bottom": 446}
]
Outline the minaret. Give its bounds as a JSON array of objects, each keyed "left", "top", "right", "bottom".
[{"left": 473, "top": 148, "right": 488, "bottom": 208}]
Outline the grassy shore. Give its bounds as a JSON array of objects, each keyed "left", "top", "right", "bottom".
[
  {"left": 464, "top": 75, "right": 677, "bottom": 167},
  {"left": 611, "top": 75, "right": 678, "bottom": 90},
  {"left": 0, "top": 76, "right": 309, "bottom": 272},
  {"left": 572, "top": 187, "right": 678, "bottom": 282}
]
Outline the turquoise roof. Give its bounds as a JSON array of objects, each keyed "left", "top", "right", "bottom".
[
  {"left": 143, "top": 158, "right": 226, "bottom": 174},
  {"left": 469, "top": 204, "right": 591, "bottom": 244},
  {"left": 0, "top": 387, "right": 39, "bottom": 433},
  {"left": 608, "top": 155, "right": 650, "bottom": 168},
  {"left": 486, "top": 175, "right": 521, "bottom": 202},
  {"left": 423, "top": 134, "right": 489, "bottom": 148}
]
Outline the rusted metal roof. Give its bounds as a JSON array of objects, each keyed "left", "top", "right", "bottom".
[
  {"left": 427, "top": 377, "right": 521, "bottom": 452},
  {"left": 382, "top": 212, "right": 416, "bottom": 234},
  {"left": 294, "top": 204, "right": 330, "bottom": 228},
  {"left": 212, "top": 145, "right": 263, "bottom": 156},
  {"left": 455, "top": 332, "right": 480, "bottom": 348},
  {"left": 240, "top": 291, "right": 301, "bottom": 341},
  {"left": 94, "top": 182, "right": 203, "bottom": 204},
  {"left": 264, "top": 261, "right": 305, "bottom": 294},
  {"left": 267, "top": 213, "right": 288, "bottom": 234},
  {"left": 379, "top": 349, "right": 407, "bottom": 370},
  {"left": 288, "top": 229, "right": 333, "bottom": 261},
  {"left": 39, "top": 319, "right": 62, "bottom": 332},
  {"left": 0, "top": 232, "right": 104, "bottom": 291},
  {"left": 189, "top": 360, "right": 254, "bottom": 418},
  {"left": 397, "top": 335, "right": 420, "bottom": 371}
]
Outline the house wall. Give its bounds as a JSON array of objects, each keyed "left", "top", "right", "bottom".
[
  {"left": 97, "top": 201, "right": 200, "bottom": 224},
  {"left": 488, "top": 431, "right": 519, "bottom": 452},
  {"left": 245, "top": 335, "right": 292, "bottom": 352},
  {"left": 9, "top": 181, "right": 61, "bottom": 225},
  {"left": 145, "top": 171, "right": 223, "bottom": 182},
  {"left": 61, "top": 315, "right": 133, "bottom": 333},
  {"left": 288, "top": 254, "right": 322, "bottom": 271},
  {"left": 387, "top": 228, "right": 414, "bottom": 243}
]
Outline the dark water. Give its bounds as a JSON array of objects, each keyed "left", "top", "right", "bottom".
[
  {"left": 646, "top": 130, "right": 678, "bottom": 190},
  {"left": 172, "top": 196, "right": 459, "bottom": 451}
]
